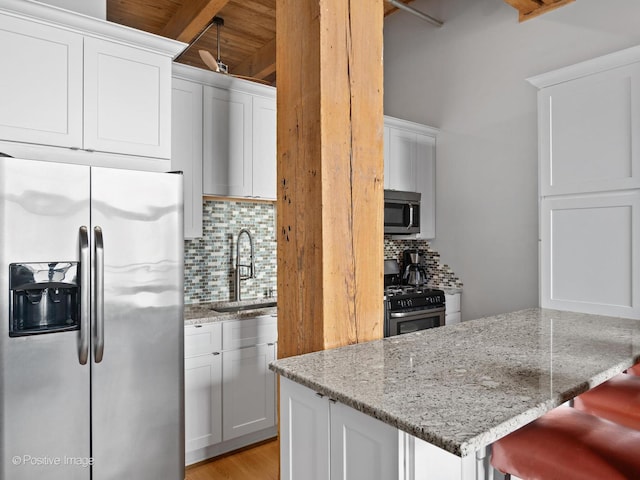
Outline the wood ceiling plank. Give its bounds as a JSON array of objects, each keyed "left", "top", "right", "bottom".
[
  {"left": 233, "top": 37, "right": 276, "bottom": 79},
  {"left": 503, "top": 0, "right": 542, "bottom": 14},
  {"left": 161, "top": 0, "right": 230, "bottom": 42},
  {"left": 504, "top": 0, "right": 574, "bottom": 21},
  {"left": 518, "top": 0, "right": 574, "bottom": 21}
]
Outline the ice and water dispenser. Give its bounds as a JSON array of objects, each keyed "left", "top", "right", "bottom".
[{"left": 9, "top": 262, "right": 80, "bottom": 336}]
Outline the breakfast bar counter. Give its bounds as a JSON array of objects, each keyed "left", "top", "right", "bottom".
[{"left": 270, "top": 308, "right": 640, "bottom": 479}]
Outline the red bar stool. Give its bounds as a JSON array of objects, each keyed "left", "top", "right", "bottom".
[
  {"left": 491, "top": 406, "right": 640, "bottom": 480},
  {"left": 627, "top": 362, "right": 640, "bottom": 376},
  {"left": 573, "top": 373, "right": 640, "bottom": 430}
]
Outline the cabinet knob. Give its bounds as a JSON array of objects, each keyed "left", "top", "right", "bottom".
[{"left": 212, "top": 352, "right": 220, "bottom": 356}]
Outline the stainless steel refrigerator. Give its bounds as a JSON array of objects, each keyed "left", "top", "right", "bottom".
[{"left": 0, "top": 157, "right": 184, "bottom": 480}]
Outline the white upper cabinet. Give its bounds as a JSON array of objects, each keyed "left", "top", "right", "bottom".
[
  {"left": 84, "top": 38, "right": 172, "bottom": 158},
  {"left": 0, "top": 14, "right": 83, "bottom": 148},
  {"left": 0, "top": 1, "right": 184, "bottom": 170},
  {"left": 386, "top": 127, "right": 418, "bottom": 192},
  {"left": 252, "top": 96, "right": 277, "bottom": 199},
  {"left": 196, "top": 71, "right": 276, "bottom": 200},
  {"left": 171, "top": 76, "right": 203, "bottom": 239},
  {"left": 203, "top": 86, "right": 253, "bottom": 197},
  {"left": 530, "top": 49, "right": 640, "bottom": 197},
  {"left": 417, "top": 133, "right": 436, "bottom": 240},
  {"left": 384, "top": 116, "right": 439, "bottom": 239}
]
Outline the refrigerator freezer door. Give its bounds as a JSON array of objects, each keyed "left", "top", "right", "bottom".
[
  {"left": 90, "top": 167, "right": 184, "bottom": 480},
  {"left": 0, "top": 158, "right": 91, "bottom": 480}
]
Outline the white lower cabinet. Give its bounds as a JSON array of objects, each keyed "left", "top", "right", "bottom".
[
  {"left": 185, "top": 351, "right": 222, "bottom": 451},
  {"left": 280, "top": 377, "right": 482, "bottom": 480},
  {"left": 184, "top": 316, "right": 278, "bottom": 465},
  {"left": 445, "top": 293, "right": 462, "bottom": 325},
  {"left": 280, "top": 377, "right": 398, "bottom": 480},
  {"left": 222, "top": 343, "right": 276, "bottom": 440},
  {"left": 330, "top": 400, "right": 399, "bottom": 480}
]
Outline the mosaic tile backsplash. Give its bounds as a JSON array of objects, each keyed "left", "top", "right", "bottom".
[
  {"left": 384, "top": 236, "right": 463, "bottom": 289},
  {"left": 184, "top": 200, "right": 461, "bottom": 304},
  {"left": 184, "top": 199, "right": 277, "bottom": 305}
]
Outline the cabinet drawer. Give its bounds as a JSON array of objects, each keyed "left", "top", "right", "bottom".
[
  {"left": 222, "top": 315, "right": 278, "bottom": 350},
  {"left": 445, "top": 294, "right": 460, "bottom": 314},
  {"left": 185, "top": 323, "right": 222, "bottom": 357}
]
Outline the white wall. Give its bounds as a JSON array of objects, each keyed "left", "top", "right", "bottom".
[{"left": 383, "top": 0, "right": 640, "bottom": 321}]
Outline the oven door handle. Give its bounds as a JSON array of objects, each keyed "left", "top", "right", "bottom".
[{"left": 389, "top": 308, "right": 445, "bottom": 320}]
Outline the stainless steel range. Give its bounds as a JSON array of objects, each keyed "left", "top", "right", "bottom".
[
  {"left": 383, "top": 257, "right": 445, "bottom": 337},
  {"left": 384, "top": 286, "right": 446, "bottom": 337}
]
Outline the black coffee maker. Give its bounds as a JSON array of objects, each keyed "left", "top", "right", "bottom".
[{"left": 402, "top": 249, "right": 428, "bottom": 286}]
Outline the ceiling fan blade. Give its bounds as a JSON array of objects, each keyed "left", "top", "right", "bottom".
[{"left": 199, "top": 49, "right": 220, "bottom": 72}]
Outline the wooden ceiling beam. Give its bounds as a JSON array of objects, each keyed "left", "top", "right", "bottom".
[
  {"left": 161, "top": 0, "right": 230, "bottom": 43},
  {"left": 232, "top": 37, "right": 276, "bottom": 79},
  {"left": 504, "top": 0, "right": 574, "bottom": 22},
  {"left": 230, "top": 1, "right": 407, "bottom": 82}
]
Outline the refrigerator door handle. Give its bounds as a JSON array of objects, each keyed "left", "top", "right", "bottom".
[
  {"left": 94, "top": 226, "right": 105, "bottom": 363},
  {"left": 79, "top": 226, "right": 90, "bottom": 365}
]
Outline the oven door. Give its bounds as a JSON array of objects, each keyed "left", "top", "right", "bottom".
[{"left": 386, "top": 307, "right": 445, "bottom": 337}]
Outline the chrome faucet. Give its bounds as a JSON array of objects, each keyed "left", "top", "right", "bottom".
[{"left": 234, "top": 228, "right": 255, "bottom": 301}]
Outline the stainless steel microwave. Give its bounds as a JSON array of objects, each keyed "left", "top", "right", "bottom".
[{"left": 384, "top": 190, "right": 421, "bottom": 235}]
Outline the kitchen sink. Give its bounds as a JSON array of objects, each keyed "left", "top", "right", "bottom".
[{"left": 211, "top": 301, "right": 277, "bottom": 313}]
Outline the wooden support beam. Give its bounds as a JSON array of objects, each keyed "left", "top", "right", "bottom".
[
  {"left": 233, "top": 1, "right": 403, "bottom": 82},
  {"left": 161, "top": 0, "right": 230, "bottom": 43},
  {"left": 233, "top": 37, "right": 276, "bottom": 80},
  {"left": 276, "top": 0, "right": 384, "bottom": 358},
  {"left": 504, "top": 0, "right": 574, "bottom": 22}
]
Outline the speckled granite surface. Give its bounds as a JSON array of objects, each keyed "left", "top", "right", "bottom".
[
  {"left": 184, "top": 298, "right": 277, "bottom": 325},
  {"left": 270, "top": 308, "right": 640, "bottom": 457}
]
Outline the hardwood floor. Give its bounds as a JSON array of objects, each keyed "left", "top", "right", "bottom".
[{"left": 185, "top": 439, "right": 279, "bottom": 480}]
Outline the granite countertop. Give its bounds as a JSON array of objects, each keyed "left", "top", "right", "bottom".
[
  {"left": 184, "top": 298, "right": 277, "bottom": 325},
  {"left": 270, "top": 308, "right": 640, "bottom": 457}
]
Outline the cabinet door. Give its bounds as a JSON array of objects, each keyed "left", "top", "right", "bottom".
[
  {"left": 330, "top": 400, "right": 399, "bottom": 480},
  {"left": 280, "top": 378, "right": 330, "bottom": 480},
  {"left": 540, "top": 191, "right": 640, "bottom": 319},
  {"left": 0, "top": 14, "right": 83, "bottom": 148},
  {"left": 203, "top": 86, "right": 252, "bottom": 197},
  {"left": 222, "top": 344, "right": 276, "bottom": 440},
  {"left": 84, "top": 37, "right": 172, "bottom": 158},
  {"left": 252, "top": 96, "right": 277, "bottom": 199},
  {"left": 416, "top": 133, "right": 436, "bottom": 239},
  {"left": 387, "top": 128, "right": 417, "bottom": 192},
  {"left": 172, "top": 78, "right": 203, "bottom": 239},
  {"left": 185, "top": 353, "right": 222, "bottom": 452},
  {"left": 539, "top": 63, "right": 640, "bottom": 196}
]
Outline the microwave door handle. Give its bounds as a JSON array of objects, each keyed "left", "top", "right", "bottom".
[
  {"left": 407, "top": 204, "right": 414, "bottom": 229},
  {"left": 93, "top": 226, "right": 105, "bottom": 363},
  {"left": 78, "top": 226, "right": 89, "bottom": 365}
]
